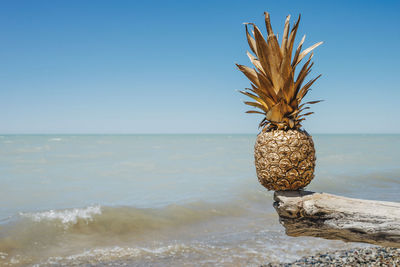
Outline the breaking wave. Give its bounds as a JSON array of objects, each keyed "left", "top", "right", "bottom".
[
  {"left": 0, "top": 200, "right": 253, "bottom": 266},
  {"left": 19, "top": 205, "right": 102, "bottom": 225}
]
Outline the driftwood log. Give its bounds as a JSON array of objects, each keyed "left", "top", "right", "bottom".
[{"left": 273, "top": 191, "right": 400, "bottom": 248}]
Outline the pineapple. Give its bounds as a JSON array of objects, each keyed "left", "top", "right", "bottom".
[{"left": 237, "top": 12, "right": 323, "bottom": 191}]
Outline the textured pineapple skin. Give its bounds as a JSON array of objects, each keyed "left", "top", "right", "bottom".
[{"left": 254, "top": 129, "right": 316, "bottom": 191}]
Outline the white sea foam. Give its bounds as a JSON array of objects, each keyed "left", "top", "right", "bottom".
[
  {"left": 20, "top": 206, "right": 102, "bottom": 225},
  {"left": 34, "top": 237, "right": 368, "bottom": 267},
  {"left": 0, "top": 252, "right": 8, "bottom": 260},
  {"left": 48, "top": 138, "right": 62, "bottom": 142},
  {"left": 39, "top": 244, "right": 195, "bottom": 266}
]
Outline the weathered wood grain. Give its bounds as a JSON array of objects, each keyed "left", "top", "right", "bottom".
[{"left": 273, "top": 191, "right": 400, "bottom": 248}]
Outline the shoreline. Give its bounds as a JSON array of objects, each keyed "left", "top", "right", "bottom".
[{"left": 263, "top": 247, "right": 400, "bottom": 266}]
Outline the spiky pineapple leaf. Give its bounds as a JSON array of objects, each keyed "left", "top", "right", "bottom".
[
  {"left": 294, "top": 42, "right": 323, "bottom": 67},
  {"left": 290, "top": 106, "right": 310, "bottom": 117},
  {"left": 297, "top": 74, "right": 322, "bottom": 101},
  {"left": 255, "top": 72, "right": 277, "bottom": 102},
  {"left": 239, "top": 91, "right": 270, "bottom": 110},
  {"left": 246, "top": 51, "right": 264, "bottom": 74},
  {"left": 304, "top": 100, "right": 323, "bottom": 105},
  {"left": 292, "top": 35, "right": 306, "bottom": 68},
  {"left": 249, "top": 85, "right": 275, "bottom": 108},
  {"left": 281, "top": 15, "right": 291, "bottom": 55},
  {"left": 286, "top": 14, "right": 301, "bottom": 59},
  {"left": 294, "top": 54, "right": 314, "bottom": 93},
  {"left": 236, "top": 64, "right": 260, "bottom": 87},
  {"left": 245, "top": 24, "right": 258, "bottom": 55},
  {"left": 246, "top": 110, "right": 265, "bottom": 114},
  {"left": 253, "top": 25, "right": 273, "bottom": 80},
  {"left": 244, "top": 101, "right": 269, "bottom": 112}
]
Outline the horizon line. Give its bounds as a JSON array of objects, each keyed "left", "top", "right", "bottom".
[{"left": 1, "top": 132, "right": 399, "bottom": 135}]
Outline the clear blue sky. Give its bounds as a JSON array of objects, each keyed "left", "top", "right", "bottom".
[{"left": 1, "top": 0, "right": 399, "bottom": 134}]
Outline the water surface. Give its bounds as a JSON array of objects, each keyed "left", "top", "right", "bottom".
[{"left": 0, "top": 134, "right": 399, "bottom": 266}]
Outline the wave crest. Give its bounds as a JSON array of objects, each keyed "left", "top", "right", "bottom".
[{"left": 19, "top": 206, "right": 102, "bottom": 225}]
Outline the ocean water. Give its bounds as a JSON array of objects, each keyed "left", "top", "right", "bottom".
[{"left": 0, "top": 134, "right": 399, "bottom": 266}]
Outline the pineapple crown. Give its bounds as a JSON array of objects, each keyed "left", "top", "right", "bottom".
[{"left": 237, "top": 12, "right": 323, "bottom": 131}]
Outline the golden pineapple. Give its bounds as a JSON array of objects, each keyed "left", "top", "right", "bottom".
[{"left": 237, "top": 12, "right": 322, "bottom": 191}]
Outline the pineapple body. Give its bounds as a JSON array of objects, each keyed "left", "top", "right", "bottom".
[{"left": 254, "top": 129, "right": 315, "bottom": 191}]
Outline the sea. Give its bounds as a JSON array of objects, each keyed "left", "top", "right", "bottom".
[{"left": 0, "top": 134, "right": 399, "bottom": 266}]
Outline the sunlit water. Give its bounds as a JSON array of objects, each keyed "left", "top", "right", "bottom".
[{"left": 0, "top": 134, "right": 399, "bottom": 266}]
